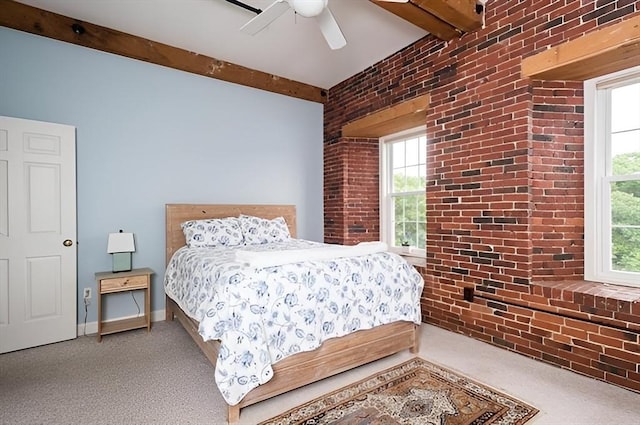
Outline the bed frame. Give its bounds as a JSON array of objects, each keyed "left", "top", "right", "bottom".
[{"left": 164, "top": 203, "right": 420, "bottom": 424}]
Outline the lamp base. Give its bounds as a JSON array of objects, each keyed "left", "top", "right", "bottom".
[{"left": 111, "top": 252, "right": 132, "bottom": 273}]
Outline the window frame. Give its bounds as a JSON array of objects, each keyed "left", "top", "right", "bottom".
[
  {"left": 584, "top": 65, "right": 640, "bottom": 288},
  {"left": 379, "top": 126, "right": 427, "bottom": 259}
]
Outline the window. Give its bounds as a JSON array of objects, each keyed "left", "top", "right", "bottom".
[
  {"left": 585, "top": 66, "right": 640, "bottom": 287},
  {"left": 380, "top": 127, "right": 427, "bottom": 258}
]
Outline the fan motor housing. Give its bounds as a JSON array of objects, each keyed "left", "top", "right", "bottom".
[{"left": 290, "top": 0, "right": 328, "bottom": 18}]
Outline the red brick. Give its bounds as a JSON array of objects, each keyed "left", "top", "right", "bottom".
[
  {"left": 560, "top": 326, "right": 588, "bottom": 340},
  {"left": 588, "top": 333, "right": 625, "bottom": 349},
  {"left": 572, "top": 345, "right": 602, "bottom": 361}
]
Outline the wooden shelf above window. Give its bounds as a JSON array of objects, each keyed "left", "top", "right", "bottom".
[
  {"left": 521, "top": 14, "right": 640, "bottom": 81},
  {"left": 342, "top": 94, "right": 429, "bottom": 138}
]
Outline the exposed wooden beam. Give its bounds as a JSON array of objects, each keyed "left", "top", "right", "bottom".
[
  {"left": 521, "top": 14, "right": 640, "bottom": 81},
  {"left": 370, "top": 0, "right": 460, "bottom": 41},
  {"left": 370, "top": 0, "right": 482, "bottom": 41},
  {"left": 0, "top": 0, "right": 326, "bottom": 103},
  {"left": 342, "top": 94, "right": 430, "bottom": 138},
  {"left": 411, "top": 0, "right": 481, "bottom": 33}
]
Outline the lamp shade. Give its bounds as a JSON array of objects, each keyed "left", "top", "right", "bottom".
[{"left": 107, "top": 232, "right": 135, "bottom": 253}]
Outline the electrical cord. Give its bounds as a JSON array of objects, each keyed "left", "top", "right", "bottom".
[
  {"left": 80, "top": 288, "right": 143, "bottom": 337},
  {"left": 130, "top": 291, "right": 141, "bottom": 316},
  {"left": 83, "top": 296, "right": 89, "bottom": 336}
]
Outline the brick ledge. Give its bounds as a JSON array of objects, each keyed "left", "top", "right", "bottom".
[
  {"left": 475, "top": 280, "right": 640, "bottom": 331},
  {"left": 529, "top": 280, "right": 640, "bottom": 330},
  {"left": 532, "top": 280, "right": 640, "bottom": 303}
]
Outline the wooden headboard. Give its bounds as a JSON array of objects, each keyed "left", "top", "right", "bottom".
[{"left": 165, "top": 204, "right": 297, "bottom": 265}]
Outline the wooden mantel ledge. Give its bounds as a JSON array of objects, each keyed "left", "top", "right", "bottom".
[{"left": 522, "top": 14, "right": 640, "bottom": 81}]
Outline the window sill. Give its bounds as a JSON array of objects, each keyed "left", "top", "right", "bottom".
[{"left": 399, "top": 253, "right": 426, "bottom": 268}]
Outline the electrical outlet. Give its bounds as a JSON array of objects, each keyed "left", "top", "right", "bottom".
[{"left": 83, "top": 288, "right": 92, "bottom": 299}]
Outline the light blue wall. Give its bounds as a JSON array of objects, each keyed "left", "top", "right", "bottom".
[{"left": 0, "top": 27, "right": 324, "bottom": 324}]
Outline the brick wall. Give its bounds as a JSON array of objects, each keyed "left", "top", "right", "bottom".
[
  {"left": 324, "top": 138, "right": 380, "bottom": 244},
  {"left": 531, "top": 81, "right": 585, "bottom": 280},
  {"left": 325, "top": 0, "right": 640, "bottom": 393}
]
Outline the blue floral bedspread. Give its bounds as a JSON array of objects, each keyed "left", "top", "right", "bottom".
[{"left": 164, "top": 239, "right": 424, "bottom": 405}]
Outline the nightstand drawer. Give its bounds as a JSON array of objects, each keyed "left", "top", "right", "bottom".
[{"left": 100, "top": 274, "right": 147, "bottom": 293}]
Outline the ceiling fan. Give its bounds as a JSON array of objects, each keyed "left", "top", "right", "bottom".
[{"left": 240, "top": 0, "right": 409, "bottom": 50}]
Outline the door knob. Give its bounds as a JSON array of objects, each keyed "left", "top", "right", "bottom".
[{"left": 63, "top": 239, "right": 73, "bottom": 247}]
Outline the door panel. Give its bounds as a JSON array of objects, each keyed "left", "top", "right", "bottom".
[
  {"left": 26, "top": 256, "right": 61, "bottom": 319},
  {"left": 26, "top": 162, "right": 61, "bottom": 233}
]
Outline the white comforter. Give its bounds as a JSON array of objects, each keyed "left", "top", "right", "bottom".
[{"left": 164, "top": 239, "right": 424, "bottom": 405}]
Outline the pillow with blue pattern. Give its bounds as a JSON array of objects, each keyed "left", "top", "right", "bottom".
[
  {"left": 239, "top": 215, "right": 291, "bottom": 245},
  {"left": 181, "top": 217, "right": 244, "bottom": 248}
]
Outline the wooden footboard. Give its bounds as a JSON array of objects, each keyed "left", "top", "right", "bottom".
[{"left": 166, "top": 295, "right": 419, "bottom": 424}]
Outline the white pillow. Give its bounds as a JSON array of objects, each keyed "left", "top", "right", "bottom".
[
  {"left": 181, "top": 217, "right": 244, "bottom": 248},
  {"left": 239, "top": 215, "right": 291, "bottom": 245}
]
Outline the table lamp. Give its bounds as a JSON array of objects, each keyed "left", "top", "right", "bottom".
[{"left": 107, "top": 230, "right": 135, "bottom": 272}]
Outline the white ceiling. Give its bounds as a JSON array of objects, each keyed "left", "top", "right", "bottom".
[{"left": 17, "top": 0, "right": 428, "bottom": 90}]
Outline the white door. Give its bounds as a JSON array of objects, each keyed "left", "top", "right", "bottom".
[{"left": 0, "top": 116, "right": 77, "bottom": 353}]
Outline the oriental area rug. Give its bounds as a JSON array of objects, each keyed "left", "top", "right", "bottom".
[{"left": 259, "top": 357, "right": 539, "bottom": 425}]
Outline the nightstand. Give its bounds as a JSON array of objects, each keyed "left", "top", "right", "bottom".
[{"left": 95, "top": 267, "right": 154, "bottom": 342}]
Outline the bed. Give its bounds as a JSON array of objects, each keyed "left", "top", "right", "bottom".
[{"left": 164, "top": 203, "right": 423, "bottom": 424}]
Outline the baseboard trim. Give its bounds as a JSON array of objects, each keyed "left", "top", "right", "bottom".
[{"left": 77, "top": 309, "right": 166, "bottom": 337}]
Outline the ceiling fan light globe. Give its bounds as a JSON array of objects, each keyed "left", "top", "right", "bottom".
[{"left": 290, "top": 0, "right": 328, "bottom": 18}]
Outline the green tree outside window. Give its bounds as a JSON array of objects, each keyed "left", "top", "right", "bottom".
[{"left": 611, "top": 152, "right": 640, "bottom": 272}]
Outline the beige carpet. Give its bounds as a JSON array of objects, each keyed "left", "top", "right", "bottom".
[
  {"left": 259, "top": 357, "right": 538, "bottom": 425},
  {"left": 2, "top": 321, "right": 640, "bottom": 425}
]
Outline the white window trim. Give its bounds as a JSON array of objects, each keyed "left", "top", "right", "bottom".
[
  {"left": 584, "top": 65, "right": 640, "bottom": 288},
  {"left": 379, "top": 126, "right": 427, "bottom": 260}
]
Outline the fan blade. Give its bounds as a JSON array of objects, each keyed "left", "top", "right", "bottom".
[
  {"left": 240, "top": 0, "right": 290, "bottom": 36},
  {"left": 316, "top": 7, "right": 346, "bottom": 50}
]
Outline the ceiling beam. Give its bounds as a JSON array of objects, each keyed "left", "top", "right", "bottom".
[
  {"left": 0, "top": 0, "right": 326, "bottom": 103},
  {"left": 411, "top": 0, "right": 481, "bottom": 33},
  {"left": 521, "top": 14, "right": 640, "bottom": 81},
  {"left": 370, "top": 0, "right": 459, "bottom": 40},
  {"left": 370, "top": 0, "right": 482, "bottom": 41}
]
